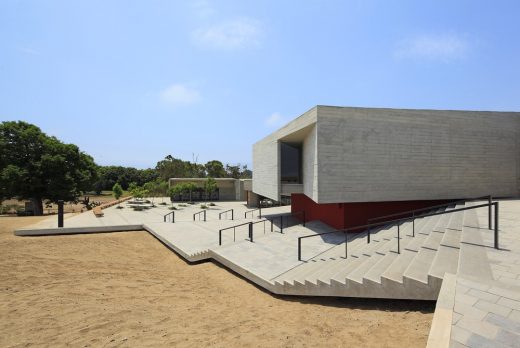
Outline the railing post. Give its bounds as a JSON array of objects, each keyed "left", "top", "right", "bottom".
[
  {"left": 219, "top": 212, "right": 221, "bottom": 220},
  {"left": 397, "top": 223, "right": 400, "bottom": 254},
  {"left": 244, "top": 211, "right": 247, "bottom": 219},
  {"left": 232, "top": 209, "right": 234, "bottom": 220},
  {"left": 164, "top": 215, "right": 166, "bottom": 222},
  {"left": 303, "top": 211, "right": 306, "bottom": 227},
  {"left": 344, "top": 232, "right": 348, "bottom": 258},
  {"left": 271, "top": 219, "right": 273, "bottom": 232},
  {"left": 219, "top": 229, "right": 222, "bottom": 246},
  {"left": 259, "top": 206, "right": 262, "bottom": 218},
  {"left": 298, "top": 237, "right": 302, "bottom": 261},
  {"left": 172, "top": 211, "right": 175, "bottom": 223},
  {"left": 193, "top": 213, "right": 195, "bottom": 221},
  {"left": 488, "top": 196, "right": 492, "bottom": 230},
  {"left": 204, "top": 210, "right": 206, "bottom": 222},
  {"left": 412, "top": 217, "right": 415, "bottom": 237},
  {"left": 249, "top": 222, "right": 253, "bottom": 242},
  {"left": 494, "top": 202, "right": 499, "bottom": 249},
  {"left": 280, "top": 216, "right": 283, "bottom": 234},
  {"left": 367, "top": 228, "right": 370, "bottom": 244}
]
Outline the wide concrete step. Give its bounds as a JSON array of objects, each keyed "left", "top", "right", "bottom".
[
  {"left": 335, "top": 229, "right": 404, "bottom": 284},
  {"left": 286, "top": 225, "right": 395, "bottom": 285},
  {"left": 457, "top": 208, "right": 493, "bottom": 280},
  {"left": 304, "top": 240, "right": 370, "bottom": 285},
  {"left": 316, "top": 226, "right": 399, "bottom": 284},
  {"left": 380, "top": 217, "right": 438, "bottom": 284},
  {"left": 428, "top": 213, "right": 462, "bottom": 279},
  {"left": 403, "top": 208, "right": 459, "bottom": 284},
  {"left": 404, "top": 212, "right": 444, "bottom": 252},
  {"left": 364, "top": 207, "right": 455, "bottom": 285},
  {"left": 278, "top": 244, "right": 345, "bottom": 285}
]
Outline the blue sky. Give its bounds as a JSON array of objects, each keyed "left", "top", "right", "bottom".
[{"left": 1, "top": 1, "right": 519, "bottom": 169}]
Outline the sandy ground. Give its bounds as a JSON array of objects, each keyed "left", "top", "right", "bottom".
[
  {"left": 0, "top": 216, "right": 434, "bottom": 347},
  {"left": 2, "top": 193, "right": 126, "bottom": 215}
]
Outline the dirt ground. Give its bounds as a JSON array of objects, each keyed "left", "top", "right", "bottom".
[
  {"left": 0, "top": 216, "right": 434, "bottom": 347},
  {"left": 1, "top": 192, "right": 126, "bottom": 215}
]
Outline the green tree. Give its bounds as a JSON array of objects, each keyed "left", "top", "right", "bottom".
[
  {"left": 185, "top": 182, "right": 197, "bottom": 202},
  {"left": 128, "top": 183, "right": 148, "bottom": 200},
  {"left": 157, "top": 180, "right": 169, "bottom": 203},
  {"left": 168, "top": 184, "right": 184, "bottom": 206},
  {"left": 0, "top": 121, "right": 97, "bottom": 215},
  {"left": 225, "top": 164, "right": 241, "bottom": 179},
  {"left": 112, "top": 183, "right": 123, "bottom": 207},
  {"left": 112, "top": 183, "right": 123, "bottom": 200},
  {"left": 143, "top": 181, "right": 159, "bottom": 205},
  {"left": 205, "top": 160, "right": 226, "bottom": 178},
  {"left": 240, "top": 165, "right": 252, "bottom": 179},
  {"left": 204, "top": 177, "right": 217, "bottom": 202}
]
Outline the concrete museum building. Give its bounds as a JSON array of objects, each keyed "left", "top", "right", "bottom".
[{"left": 252, "top": 105, "right": 520, "bottom": 229}]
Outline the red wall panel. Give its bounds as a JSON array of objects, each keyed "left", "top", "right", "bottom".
[
  {"left": 291, "top": 193, "right": 454, "bottom": 231},
  {"left": 291, "top": 193, "right": 345, "bottom": 229}
]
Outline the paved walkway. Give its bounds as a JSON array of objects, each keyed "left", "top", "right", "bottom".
[{"left": 428, "top": 199, "right": 520, "bottom": 347}]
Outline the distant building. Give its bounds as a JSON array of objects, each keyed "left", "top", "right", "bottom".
[
  {"left": 168, "top": 178, "right": 255, "bottom": 204},
  {"left": 253, "top": 105, "right": 520, "bottom": 229}
]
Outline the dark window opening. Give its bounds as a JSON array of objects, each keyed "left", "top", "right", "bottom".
[{"left": 281, "top": 142, "right": 302, "bottom": 184}]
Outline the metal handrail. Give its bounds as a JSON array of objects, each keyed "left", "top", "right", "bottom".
[
  {"left": 219, "top": 221, "right": 252, "bottom": 245},
  {"left": 264, "top": 210, "right": 306, "bottom": 233},
  {"left": 368, "top": 195, "right": 492, "bottom": 226},
  {"left": 218, "top": 219, "right": 275, "bottom": 245},
  {"left": 244, "top": 207, "right": 262, "bottom": 218},
  {"left": 298, "top": 202, "right": 499, "bottom": 261},
  {"left": 193, "top": 210, "right": 207, "bottom": 222},
  {"left": 219, "top": 209, "right": 234, "bottom": 220},
  {"left": 163, "top": 211, "right": 175, "bottom": 223}
]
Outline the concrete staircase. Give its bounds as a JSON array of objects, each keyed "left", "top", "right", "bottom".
[
  {"left": 269, "top": 203, "right": 469, "bottom": 299},
  {"left": 206, "top": 203, "right": 480, "bottom": 300}
]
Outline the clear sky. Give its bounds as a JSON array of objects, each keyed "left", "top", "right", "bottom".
[{"left": 1, "top": 1, "right": 519, "bottom": 169}]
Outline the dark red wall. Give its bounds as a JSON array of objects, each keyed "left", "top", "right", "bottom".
[
  {"left": 291, "top": 193, "right": 454, "bottom": 231},
  {"left": 291, "top": 193, "right": 345, "bottom": 229}
]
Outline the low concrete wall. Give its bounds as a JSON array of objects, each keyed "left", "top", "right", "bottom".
[{"left": 15, "top": 225, "right": 144, "bottom": 236}]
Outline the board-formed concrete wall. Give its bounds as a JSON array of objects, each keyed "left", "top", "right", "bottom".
[
  {"left": 252, "top": 105, "right": 520, "bottom": 204},
  {"left": 316, "top": 106, "right": 520, "bottom": 203},
  {"left": 252, "top": 107, "right": 317, "bottom": 201},
  {"left": 302, "top": 124, "right": 318, "bottom": 201}
]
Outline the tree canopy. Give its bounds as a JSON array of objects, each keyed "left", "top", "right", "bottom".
[
  {"left": 0, "top": 121, "right": 98, "bottom": 215},
  {"left": 155, "top": 155, "right": 251, "bottom": 181},
  {"left": 93, "top": 166, "right": 157, "bottom": 192}
]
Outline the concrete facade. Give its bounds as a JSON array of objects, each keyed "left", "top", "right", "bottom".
[{"left": 253, "top": 106, "right": 520, "bottom": 204}]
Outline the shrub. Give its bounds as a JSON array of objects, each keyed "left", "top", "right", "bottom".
[
  {"left": 200, "top": 204, "right": 208, "bottom": 209},
  {"left": 208, "top": 202, "right": 216, "bottom": 206},
  {"left": 169, "top": 206, "right": 177, "bottom": 210}
]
